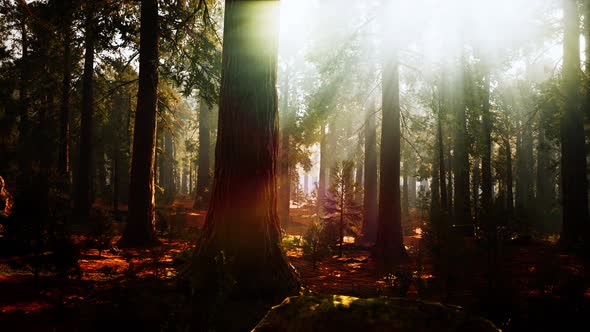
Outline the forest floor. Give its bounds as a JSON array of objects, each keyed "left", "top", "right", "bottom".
[{"left": 0, "top": 198, "right": 589, "bottom": 331}]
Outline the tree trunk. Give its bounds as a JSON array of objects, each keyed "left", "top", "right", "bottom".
[
  {"left": 375, "top": 47, "right": 407, "bottom": 263},
  {"left": 363, "top": 99, "right": 378, "bottom": 243},
  {"left": 194, "top": 101, "right": 211, "bottom": 209},
  {"left": 516, "top": 120, "right": 534, "bottom": 232},
  {"left": 561, "top": 0, "right": 590, "bottom": 250},
  {"left": 452, "top": 66, "right": 472, "bottom": 226},
  {"left": 18, "top": 5, "right": 30, "bottom": 179},
  {"left": 505, "top": 138, "right": 514, "bottom": 222},
  {"left": 446, "top": 143, "right": 453, "bottom": 216},
  {"left": 58, "top": 5, "right": 72, "bottom": 181},
  {"left": 481, "top": 71, "right": 493, "bottom": 215},
  {"left": 472, "top": 158, "right": 480, "bottom": 224},
  {"left": 318, "top": 123, "right": 327, "bottom": 215},
  {"left": 74, "top": 11, "right": 95, "bottom": 221},
  {"left": 193, "top": 0, "right": 298, "bottom": 298},
  {"left": 402, "top": 169, "right": 409, "bottom": 225},
  {"left": 118, "top": 0, "right": 160, "bottom": 247},
  {"left": 536, "top": 124, "right": 553, "bottom": 230},
  {"left": 437, "top": 90, "right": 448, "bottom": 212},
  {"left": 278, "top": 74, "right": 290, "bottom": 228},
  {"left": 409, "top": 175, "right": 416, "bottom": 208}
]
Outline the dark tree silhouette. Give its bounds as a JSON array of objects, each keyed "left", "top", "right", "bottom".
[
  {"left": 362, "top": 100, "right": 378, "bottom": 244},
  {"left": 194, "top": 101, "right": 211, "bottom": 209},
  {"left": 118, "top": 0, "right": 159, "bottom": 247},
  {"left": 375, "top": 40, "right": 407, "bottom": 263},
  {"left": 561, "top": 0, "right": 589, "bottom": 250},
  {"left": 74, "top": 9, "right": 96, "bottom": 221}
]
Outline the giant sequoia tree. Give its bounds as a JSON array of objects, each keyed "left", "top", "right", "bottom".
[
  {"left": 193, "top": 0, "right": 298, "bottom": 297},
  {"left": 375, "top": 8, "right": 407, "bottom": 262},
  {"left": 560, "top": 0, "right": 589, "bottom": 250},
  {"left": 74, "top": 8, "right": 96, "bottom": 221},
  {"left": 118, "top": 0, "right": 159, "bottom": 247}
]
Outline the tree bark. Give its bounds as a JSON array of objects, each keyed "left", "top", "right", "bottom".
[
  {"left": 278, "top": 73, "right": 290, "bottom": 228},
  {"left": 74, "top": 11, "right": 96, "bottom": 221},
  {"left": 318, "top": 123, "right": 327, "bottom": 215},
  {"left": 118, "top": 0, "right": 160, "bottom": 247},
  {"left": 194, "top": 101, "right": 211, "bottom": 209},
  {"left": 375, "top": 46, "right": 407, "bottom": 263},
  {"left": 505, "top": 138, "right": 514, "bottom": 222},
  {"left": 561, "top": 0, "right": 590, "bottom": 250},
  {"left": 18, "top": 4, "right": 30, "bottom": 178},
  {"left": 481, "top": 71, "right": 493, "bottom": 215},
  {"left": 58, "top": 0, "right": 73, "bottom": 181},
  {"left": 363, "top": 99, "right": 378, "bottom": 243},
  {"left": 452, "top": 65, "right": 472, "bottom": 226},
  {"left": 193, "top": 0, "right": 298, "bottom": 297}
]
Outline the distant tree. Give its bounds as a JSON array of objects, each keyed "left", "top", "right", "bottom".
[
  {"left": 193, "top": 100, "right": 211, "bottom": 209},
  {"left": 375, "top": 5, "right": 407, "bottom": 262},
  {"left": 362, "top": 98, "right": 378, "bottom": 244},
  {"left": 324, "top": 160, "right": 362, "bottom": 258}
]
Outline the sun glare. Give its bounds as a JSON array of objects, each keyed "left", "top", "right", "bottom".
[{"left": 279, "top": 0, "right": 557, "bottom": 65}]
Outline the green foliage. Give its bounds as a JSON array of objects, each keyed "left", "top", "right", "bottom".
[{"left": 302, "top": 220, "right": 331, "bottom": 268}]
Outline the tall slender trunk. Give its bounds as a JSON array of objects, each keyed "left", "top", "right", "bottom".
[
  {"left": 481, "top": 71, "right": 493, "bottom": 215},
  {"left": 561, "top": 0, "right": 590, "bottom": 249},
  {"left": 437, "top": 91, "right": 448, "bottom": 212},
  {"left": 363, "top": 99, "right": 378, "bottom": 243},
  {"left": 278, "top": 74, "right": 290, "bottom": 228},
  {"left": 472, "top": 158, "right": 480, "bottom": 224},
  {"left": 505, "top": 138, "right": 514, "bottom": 222},
  {"left": 452, "top": 65, "right": 472, "bottom": 226},
  {"left": 536, "top": 124, "right": 553, "bottom": 229},
  {"left": 446, "top": 143, "right": 453, "bottom": 215},
  {"left": 118, "top": 0, "right": 160, "bottom": 247},
  {"left": 318, "top": 124, "right": 327, "bottom": 215},
  {"left": 193, "top": 0, "right": 298, "bottom": 297},
  {"left": 402, "top": 169, "right": 409, "bottom": 225},
  {"left": 194, "top": 101, "right": 211, "bottom": 209},
  {"left": 375, "top": 46, "right": 407, "bottom": 262},
  {"left": 74, "top": 11, "right": 96, "bottom": 221},
  {"left": 59, "top": 1, "right": 73, "bottom": 180},
  {"left": 18, "top": 7, "right": 30, "bottom": 177}
]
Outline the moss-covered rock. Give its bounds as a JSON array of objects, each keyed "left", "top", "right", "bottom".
[{"left": 252, "top": 295, "right": 500, "bottom": 332}]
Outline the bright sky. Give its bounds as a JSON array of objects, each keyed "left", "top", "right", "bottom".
[{"left": 279, "top": 0, "right": 566, "bottom": 81}]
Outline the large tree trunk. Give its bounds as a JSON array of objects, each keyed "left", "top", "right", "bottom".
[
  {"left": 193, "top": 0, "right": 298, "bottom": 298},
  {"left": 74, "top": 11, "right": 96, "bottom": 221},
  {"left": 561, "top": 0, "right": 590, "bottom": 250},
  {"left": 363, "top": 100, "right": 378, "bottom": 243},
  {"left": 194, "top": 101, "right": 211, "bottom": 209},
  {"left": 375, "top": 46, "right": 407, "bottom": 263},
  {"left": 118, "top": 0, "right": 160, "bottom": 247}
]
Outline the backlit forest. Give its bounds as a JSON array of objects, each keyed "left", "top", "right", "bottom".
[{"left": 0, "top": 0, "right": 589, "bottom": 331}]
